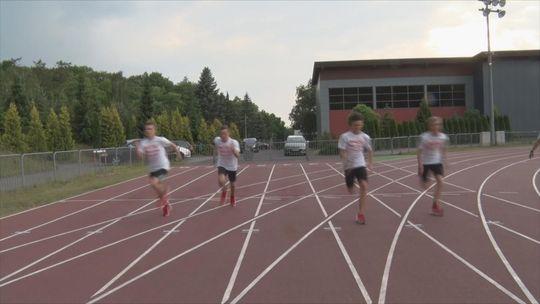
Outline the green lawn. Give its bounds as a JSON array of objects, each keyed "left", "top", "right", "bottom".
[{"left": 0, "top": 165, "right": 147, "bottom": 217}]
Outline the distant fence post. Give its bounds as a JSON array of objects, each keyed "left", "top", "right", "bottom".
[
  {"left": 20, "top": 154, "right": 25, "bottom": 187},
  {"left": 78, "top": 149, "right": 82, "bottom": 176},
  {"left": 53, "top": 151, "right": 58, "bottom": 181}
]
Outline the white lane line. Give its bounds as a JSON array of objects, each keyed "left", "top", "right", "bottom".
[
  {"left": 327, "top": 163, "right": 527, "bottom": 304},
  {"left": 0, "top": 169, "right": 337, "bottom": 254},
  {"left": 228, "top": 169, "right": 419, "bottom": 304},
  {"left": 0, "top": 172, "right": 343, "bottom": 288},
  {"left": 483, "top": 194, "right": 540, "bottom": 213},
  {"left": 377, "top": 153, "right": 526, "bottom": 304},
  {"left": 0, "top": 167, "right": 198, "bottom": 243},
  {"left": 371, "top": 162, "right": 540, "bottom": 246},
  {"left": 0, "top": 167, "right": 213, "bottom": 284},
  {"left": 477, "top": 159, "right": 539, "bottom": 304},
  {"left": 221, "top": 165, "right": 275, "bottom": 304},
  {"left": 410, "top": 221, "right": 526, "bottom": 304},
  {"left": 490, "top": 222, "right": 540, "bottom": 245},
  {"left": 533, "top": 169, "right": 540, "bottom": 199},
  {"left": 91, "top": 166, "right": 223, "bottom": 297},
  {"left": 87, "top": 181, "right": 349, "bottom": 304},
  {"left": 301, "top": 164, "right": 372, "bottom": 304}
]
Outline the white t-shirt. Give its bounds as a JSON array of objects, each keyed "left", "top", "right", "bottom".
[
  {"left": 137, "top": 136, "right": 174, "bottom": 172},
  {"left": 338, "top": 131, "right": 372, "bottom": 170},
  {"left": 214, "top": 137, "right": 240, "bottom": 171},
  {"left": 418, "top": 132, "right": 449, "bottom": 165}
]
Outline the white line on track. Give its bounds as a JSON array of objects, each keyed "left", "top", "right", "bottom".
[
  {"left": 92, "top": 166, "right": 247, "bottom": 297},
  {"left": 377, "top": 153, "right": 527, "bottom": 304},
  {"left": 483, "top": 194, "right": 540, "bottom": 213},
  {"left": 221, "top": 165, "right": 275, "bottom": 304},
  {"left": 228, "top": 171, "right": 420, "bottom": 304},
  {"left": 0, "top": 167, "right": 215, "bottom": 284},
  {"left": 477, "top": 159, "right": 539, "bottom": 304},
  {"left": 0, "top": 169, "right": 339, "bottom": 254},
  {"left": 300, "top": 164, "right": 372, "bottom": 304},
  {"left": 326, "top": 162, "right": 528, "bottom": 304},
  {"left": 374, "top": 160, "right": 540, "bottom": 246},
  {"left": 532, "top": 168, "right": 540, "bottom": 199},
  {"left": 0, "top": 167, "right": 198, "bottom": 242},
  {"left": 87, "top": 181, "right": 351, "bottom": 304},
  {"left": 0, "top": 171, "right": 344, "bottom": 288}
]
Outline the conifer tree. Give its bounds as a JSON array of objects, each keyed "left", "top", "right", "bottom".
[
  {"left": 2, "top": 103, "right": 27, "bottom": 152},
  {"left": 26, "top": 103, "right": 47, "bottom": 152}
]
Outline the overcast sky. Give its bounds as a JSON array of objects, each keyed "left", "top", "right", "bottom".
[{"left": 1, "top": 1, "right": 539, "bottom": 124}]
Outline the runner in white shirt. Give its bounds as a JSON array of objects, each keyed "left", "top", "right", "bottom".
[
  {"left": 338, "top": 111, "right": 373, "bottom": 225},
  {"left": 529, "top": 132, "right": 540, "bottom": 159},
  {"left": 136, "top": 121, "right": 180, "bottom": 217},
  {"left": 214, "top": 125, "right": 240, "bottom": 207},
  {"left": 417, "top": 116, "right": 449, "bottom": 216}
]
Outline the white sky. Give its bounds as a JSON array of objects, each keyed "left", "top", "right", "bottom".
[{"left": 1, "top": 1, "right": 539, "bottom": 125}]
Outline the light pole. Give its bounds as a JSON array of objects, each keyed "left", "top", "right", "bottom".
[{"left": 479, "top": 0, "right": 506, "bottom": 145}]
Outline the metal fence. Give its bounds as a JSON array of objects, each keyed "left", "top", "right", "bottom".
[{"left": 1, "top": 131, "right": 537, "bottom": 192}]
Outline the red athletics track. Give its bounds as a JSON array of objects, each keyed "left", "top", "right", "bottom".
[{"left": 0, "top": 146, "right": 538, "bottom": 304}]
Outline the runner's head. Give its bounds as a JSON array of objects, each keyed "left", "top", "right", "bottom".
[
  {"left": 220, "top": 125, "right": 230, "bottom": 141},
  {"left": 428, "top": 116, "right": 442, "bottom": 133},
  {"left": 348, "top": 111, "right": 365, "bottom": 134},
  {"left": 144, "top": 120, "right": 157, "bottom": 138}
]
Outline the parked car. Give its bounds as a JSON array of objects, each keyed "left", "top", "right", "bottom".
[
  {"left": 258, "top": 142, "right": 270, "bottom": 150},
  {"left": 284, "top": 135, "right": 307, "bottom": 156},
  {"left": 125, "top": 139, "right": 191, "bottom": 159},
  {"left": 172, "top": 140, "right": 193, "bottom": 158},
  {"left": 241, "top": 138, "right": 259, "bottom": 153}
]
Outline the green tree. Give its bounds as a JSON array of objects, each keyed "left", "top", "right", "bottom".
[
  {"left": 197, "top": 120, "right": 212, "bottom": 144},
  {"left": 26, "top": 103, "right": 47, "bottom": 152},
  {"left": 416, "top": 98, "right": 432, "bottom": 128},
  {"left": 2, "top": 103, "right": 27, "bottom": 152},
  {"left": 195, "top": 67, "right": 220, "bottom": 121},
  {"left": 229, "top": 122, "right": 241, "bottom": 140},
  {"left": 155, "top": 112, "right": 172, "bottom": 138},
  {"left": 58, "top": 105, "right": 75, "bottom": 150},
  {"left": 352, "top": 104, "right": 380, "bottom": 138},
  {"left": 289, "top": 80, "right": 316, "bottom": 139},
  {"left": 46, "top": 108, "right": 62, "bottom": 151},
  {"left": 210, "top": 118, "right": 222, "bottom": 138},
  {"left": 7, "top": 76, "right": 30, "bottom": 130},
  {"left": 138, "top": 74, "right": 154, "bottom": 136},
  {"left": 110, "top": 106, "right": 125, "bottom": 146},
  {"left": 73, "top": 74, "right": 93, "bottom": 144}
]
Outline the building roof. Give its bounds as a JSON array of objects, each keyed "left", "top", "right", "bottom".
[{"left": 312, "top": 49, "right": 540, "bottom": 85}]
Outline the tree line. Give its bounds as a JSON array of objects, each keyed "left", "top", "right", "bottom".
[{"left": 0, "top": 59, "right": 289, "bottom": 153}]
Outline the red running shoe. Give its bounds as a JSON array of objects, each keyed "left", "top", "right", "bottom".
[
  {"left": 356, "top": 213, "right": 366, "bottom": 225},
  {"left": 230, "top": 196, "right": 236, "bottom": 207},
  {"left": 162, "top": 203, "right": 172, "bottom": 217},
  {"left": 159, "top": 192, "right": 169, "bottom": 207},
  {"left": 220, "top": 190, "right": 227, "bottom": 205},
  {"left": 431, "top": 205, "right": 444, "bottom": 216}
]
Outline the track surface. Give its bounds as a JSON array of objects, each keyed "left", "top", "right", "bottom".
[{"left": 1, "top": 146, "right": 539, "bottom": 304}]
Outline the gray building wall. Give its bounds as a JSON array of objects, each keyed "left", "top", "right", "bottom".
[
  {"left": 317, "top": 76, "right": 475, "bottom": 135},
  {"left": 480, "top": 58, "right": 540, "bottom": 131}
]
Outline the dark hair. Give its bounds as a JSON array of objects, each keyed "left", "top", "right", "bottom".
[
  {"left": 220, "top": 124, "right": 229, "bottom": 131},
  {"left": 145, "top": 120, "right": 156, "bottom": 127},
  {"left": 348, "top": 112, "right": 365, "bottom": 125}
]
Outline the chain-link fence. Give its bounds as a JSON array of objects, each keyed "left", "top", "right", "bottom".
[{"left": 1, "top": 131, "right": 537, "bottom": 192}]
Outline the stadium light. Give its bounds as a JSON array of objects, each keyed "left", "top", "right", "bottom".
[{"left": 478, "top": 0, "right": 506, "bottom": 145}]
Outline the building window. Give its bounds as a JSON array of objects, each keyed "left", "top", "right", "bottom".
[
  {"left": 329, "top": 86, "right": 373, "bottom": 110},
  {"left": 427, "top": 84, "right": 465, "bottom": 107}
]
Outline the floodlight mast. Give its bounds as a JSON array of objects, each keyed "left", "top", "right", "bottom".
[{"left": 478, "top": 0, "right": 506, "bottom": 145}]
